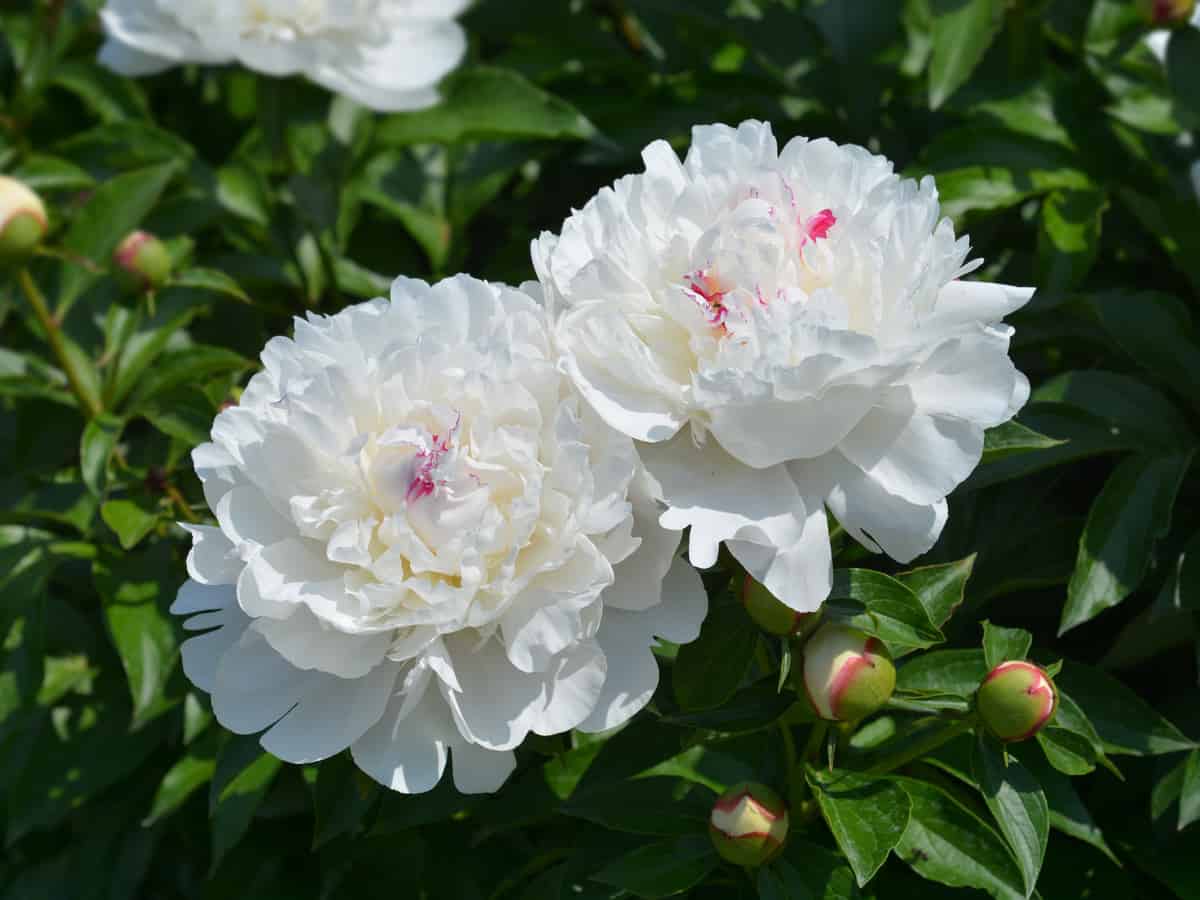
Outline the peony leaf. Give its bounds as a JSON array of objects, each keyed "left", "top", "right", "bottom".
[
  {"left": 894, "top": 776, "right": 1026, "bottom": 900},
  {"left": 825, "top": 569, "right": 944, "bottom": 655},
  {"left": 807, "top": 767, "right": 911, "bottom": 887},
  {"left": 100, "top": 497, "right": 160, "bottom": 550},
  {"left": 896, "top": 555, "right": 976, "bottom": 631},
  {"left": 673, "top": 602, "right": 760, "bottom": 711},
  {"left": 1061, "top": 452, "right": 1193, "bottom": 634},
  {"left": 1179, "top": 750, "right": 1200, "bottom": 832},
  {"left": 94, "top": 542, "right": 181, "bottom": 729},
  {"left": 765, "top": 838, "right": 863, "bottom": 899},
  {"left": 79, "top": 413, "right": 124, "bottom": 496},
  {"left": 974, "top": 736, "right": 1049, "bottom": 897},
  {"left": 591, "top": 834, "right": 718, "bottom": 898},
  {"left": 981, "top": 421, "right": 1066, "bottom": 464},
  {"left": 563, "top": 777, "right": 712, "bottom": 837},
  {"left": 1055, "top": 663, "right": 1195, "bottom": 756},
  {"left": 1036, "top": 189, "right": 1108, "bottom": 295},
  {"left": 377, "top": 66, "right": 595, "bottom": 145},
  {"left": 209, "top": 735, "right": 283, "bottom": 869},
  {"left": 143, "top": 735, "right": 219, "bottom": 827},
  {"left": 928, "top": 0, "right": 1004, "bottom": 109},
  {"left": 1167, "top": 28, "right": 1200, "bottom": 129},
  {"left": 312, "top": 752, "right": 380, "bottom": 848},
  {"left": 981, "top": 621, "right": 1032, "bottom": 669},
  {"left": 897, "top": 648, "right": 988, "bottom": 697}
]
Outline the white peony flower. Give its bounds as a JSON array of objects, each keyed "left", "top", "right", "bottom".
[
  {"left": 98, "top": 0, "right": 470, "bottom": 111},
  {"left": 533, "top": 121, "right": 1032, "bottom": 613},
  {"left": 171, "top": 274, "right": 706, "bottom": 794}
]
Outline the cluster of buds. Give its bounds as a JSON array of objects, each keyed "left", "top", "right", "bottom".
[
  {"left": 0, "top": 175, "right": 47, "bottom": 265},
  {"left": 708, "top": 782, "right": 789, "bottom": 867},
  {"left": 1139, "top": 0, "right": 1197, "bottom": 26},
  {"left": 976, "top": 660, "right": 1058, "bottom": 742}
]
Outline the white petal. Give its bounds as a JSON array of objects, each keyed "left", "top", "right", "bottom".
[
  {"left": 532, "top": 643, "right": 607, "bottom": 736},
  {"left": 560, "top": 342, "right": 687, "bottom": 443},
  {"left": 174, "top": 583, "right": 249, "bottom": 694},
  {"left": 97, "top": 38, "right": 173, "bottom": 75},
  {"left": 727, "top": 490, "right": 831, "bottom": 613},
  {"left": 252, "top": 608, "right": 392, "bottom": 679},
  {"left": 211, "top": 627, "right": 325, "bottom": 735},
  {"left": 907, "top": 328, "right": 1025, "bottom": 428},
  {"left": 449, "top": 742, "right": 517, "bottom": 794},
  {"left": 441, "top": 635, "right": 545, "bottom": 751},
  {"left": 215, "top": 485, "right": 294, "bottom": 556},
  {"left": 932, "top": 280, "right": 1034, "bottom": 329},
  {"left": 352, "top": 682, "right": 451, "bottom": 794},
  {"left": 602, "top": 470, "right": 682, "bottom": 612},
  {"left": 639, "top": 431, "right": 808, "bottom": 577},
  {"left": 182, "top": 524, "right": 241, "bottom": 585},
  {"left": 837, "top": 392, "right": 983, "bottom": 507},
  {"left": 792, "top": 452, "right": 948, "bottom": 563},
  {"left": 260, "top": 661, "right": 400, "bottom": 764}
]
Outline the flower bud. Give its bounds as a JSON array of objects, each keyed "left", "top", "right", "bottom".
[
  {"left": 742, "top": 574, "right": 817, "bottom": 637},
  {"left": 0, "top": 175, "right": 47, "bottom": 265},
  {"left": 1140, "top": 0, "right": 1196, "bottom": 25},
  {"left": 708, "top": 781, "right": 789, "bottom": 867},
  {"left": 801, "top": 624, "right": 895, "bottom": 722},
  {"left": 113, "top": 230, "right": 171, "bottom": 292},
  {"left": 976, "top": 660, "right": 1057, "bottom": 742}
]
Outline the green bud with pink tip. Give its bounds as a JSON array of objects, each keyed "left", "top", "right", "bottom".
[
  {"left": 741, "top": 574, "right": 818, "bottom": 637},
  {"left": 0, "top": 176, "right": 47, "bottom": 266},
  {"left": 708, "top": 781, "right": 789, "bottom": 867},
  {"left": 799, "top": 623, "right": 895, "bottom": 722},
  {"left": 976, "top": 660, "right": 1057, "bottom": 742},
  {"left": 113, "top": 230, "right": 172, "bottom": 293}
]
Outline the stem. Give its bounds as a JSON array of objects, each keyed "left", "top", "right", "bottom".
[
  {"left": 862, "top": 716, "right": 976, "bottom": 777},
  {"left": 165, "top": 483, "right": 199, "bottom": 524},
  {"left": 18, "top": 268, "right": 101, "bottom": 418},
  {"left": 802, "top": 722, "right": 828, "bottom": 764}
]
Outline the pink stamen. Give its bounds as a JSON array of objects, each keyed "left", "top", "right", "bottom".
[
  {"left": 405, "top": 421, "right": 457, "bottom": 503},
  {"left": 802, "top": 208, "right": 836, "bottom": 244},
  {"left": 685, "top": 269, "right": 730, "bottom": 330}
]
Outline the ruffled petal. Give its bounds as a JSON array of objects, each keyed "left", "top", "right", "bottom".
[{"left": 352, "top": 681, "right": 451, "bottom": 793}]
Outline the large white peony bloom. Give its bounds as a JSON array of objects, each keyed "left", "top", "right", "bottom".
[
  {"left": 171, "top": 274, "right": 706, "bottom": 794},
  {"left": 98, "top": 0, "right": 469, "bottom": 111},
  {"left": 533, "top": 121, "right": 1032, "bottom": 613}
]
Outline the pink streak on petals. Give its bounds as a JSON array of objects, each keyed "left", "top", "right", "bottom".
[{"left": 802, "top": 208, "right": 836, "bottom": 244}]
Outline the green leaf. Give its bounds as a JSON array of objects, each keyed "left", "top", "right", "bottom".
[
  {"left": 170, "top": 267, "right": 252, "bottom": 304},
  {"left": 143, "top": 738, "right": 218, "bottom": 826},
  {"left": 12, "top": 153, "right": 95, "bottom": 191},
  {"left": 93, "top": 542, "right": 181, "bottom": 728},
  {"left": 59, "top": 161, "right": 179, "bottom": 312},
  {"left": 825, "top": 569, "right": 944, "bottom": 655},
  {"left": 209, "top": 735, "right": 283, "bottom": 868},
  {"left": 1061, "top": 452, "right": 1193, "bottom": 634},
  {"left": 807, "top": 768, "right": 911, "bottom": 887},
  {"left": 123, "top": 345, "right": 249, "bottom": 413},
  {"left": 974, "top": 737, "right": 1049, "bottom": 896},
  {"left": 51, "top": 60, "right": 150, "bottom": 123},
  {"left": 377, "top": 66, "right": 595, "bottom": 145},
  {"left": 661, "top": 678, "right": 795, "bottom": 734},
  {"left": 928, "top": 0, "right": 1004, "bottom": 109},
  {"left": 100, "top": 497, "right": 160, "bottom": 550},
  {"left": 1036, "top": 727, "right": 1099, "bottom": 776},
  {"left": 1179, "top": 750, "right": 1200, "bottom": 832},
  {"left": 897, "top": 649, "right": 988, "bottom": 697},
  {"left": 982, "top": 621, "right": 1032, "bottom": 669},
  {"left": 590, "top": 835, "right": 718, "bottom": 899},
  {"left": 1032, "top": 370, "right": 1192, "bottom": 451},
  {"left": 896, "top": 555, "right": 975, "bottom": 631},
  {"left": 981, "top": 422, "right": 1067, "bottom": 464},
  {"left": 894, "top": 776, "right": 1025, "bottom": 900},
  {"left": 140, "top": 386, "right": 217, "bottom": 447},
  {"left": 769, "top": 838, "right": 863, "bottom": 899},
  {"left": 1036, "top": 190, "right": 1108, "bottom": 295},
  {"left": 1055, "top": 663, "right": 1195, "bottom": 756},
  {"left": 673, "top": 602, "right": 759, "bottom": 711},
  {"left": 1167, "top": 27, "right": 1200, "bottom": 129},
  {"left": 313, "top": 752, "right": 380, "bottom": 848},
  {"left": 79, "top": 413, "right": 124, "bottom": 496},
  {"left": 1087, "top": 292, "right": 1200, "bottom": 411},
  {"left": 1017, "top": 747, "right": 1117, "bottom": 864},
  {"left": 564, "top": 777, "right": 712, "bottom": 836}
]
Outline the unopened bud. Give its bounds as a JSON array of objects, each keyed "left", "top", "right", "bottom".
[
  {"left": 709, "top": 781, "right": 789, "bottom": 867},
  {"left": 801, "top": 624, "right": 895, "bottom": 722},
  {"left": 742, "top": 574, "right": 817, "bottom": 637},
  {"left": 113, "top": 230, "right": 171, "bottom": 292},
  {"left": 1140, "top": 0, "right": 1197, "bottom": 25},
  {"left": 0, "top": 175, "right": 47, "bottom": 265},
  {"left": 976, "top": 660, "right": 1057, "bottom": 742}
]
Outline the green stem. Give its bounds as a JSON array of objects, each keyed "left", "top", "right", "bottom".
[
  {"left": 862, "top": 716, "right": 976, "bottom": 777},
  {"left": 18, "top": 268, "right": 101, "bottom": 418},
  {"left": 802, "top": 722, "right": 828, "bottom": 764}
]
